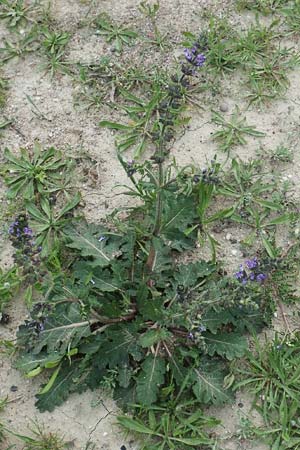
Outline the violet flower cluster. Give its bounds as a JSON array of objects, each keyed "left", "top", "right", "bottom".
[
  {"left": 181, "top": 33, "right": 208, "bottom": 76},
  {"left": 8, "top": 215, "right": 41, "bottom": 271},
  {"left": 235, "top": 257, "right": 267, "bottom": 285}
]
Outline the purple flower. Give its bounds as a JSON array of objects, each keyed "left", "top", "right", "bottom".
[
  {"left": 187, "top": 332, "right": 194, "bottom": 340},
  {"left": 256, "top": 273, "right": 267, "bottom": 283},
  {"left": 184, "top": 48, "right": 194, "bottom": 62},
  {"left": 249, "top": 272, "right": 255, "bottom": 281},
  {"left": 235, "top": 265, "right": 245, "bottom": 279},
  {"left": 246, "top": 257, "right": 258, "bottom": 269},
  {"left": 98, "top": 236, "right": 106, "bottom": 242},
  {"left": 183, "top": 47, "right": 206, "bottom": 68},
  {"left": 23, "top": 226, "right": 33, "bottom": 236},
  {"left": 194, "top": 53, "right": 206, "bottom": 67}
]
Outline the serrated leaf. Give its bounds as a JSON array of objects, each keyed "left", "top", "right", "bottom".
[
  {"left": 17, "top": 303, "right": 91, "bottom": 355},
  {"left": 192, "top": 359, "right": 232, "bottom": 405},
  {"left": 35, "top": 361, "right": 79, "bottom": 412},
  {"left": 118, "top": 364, "right": 133, "bottom": 388},
  {"left": 73, "top": 261, "right": 121, "bottom": 292},
  {"left": 147, "top": 237, "right": 172, "bottom": 273},
  {"left": 14, "top": 351, "right": 62, "bottom": 373},
  {"left": 204, "top": 332, "right": 248, "bottom": 360},
  {"left": 174, "top": 261, "right": 216, "bottom": 288},
  {"left": 66, "top": 224, "right": 121, "bottom": 267},
  {"left": 139, "top": 329, "right": 170, "bottom": 348},
  {"left": 101, "top": 326, "right": 140, "bottom": 368},
  {"left": 202, "top": 310, "right": 234, "bottom": 334},
  {"left": 136, "top": 354, "right": 166, "bottom": 405}
]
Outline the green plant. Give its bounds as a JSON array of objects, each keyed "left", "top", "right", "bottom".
[
  {"left": 26, "top": 193, "right": 81, "bottom": 256},
  {"left": 270, "top": 144, "right": 294, "bottom": 162},
  {"left": 2, "top": 420, "right": 71, "bottom": 450},
  {"left": 236, "top": 0, "right": 287, "bottom": 14},
  {"left": 185, "top": 159, "right": 234, "bottom": 261},
  {"left": 0, "top": 73, "right": 8, "bottom": 107},
  {"left": 0, "top": 266, "right": 21, "bottom": 320},
  {"left": 212, "top": 108, "right": 265, "bottom": 152},
  {"left": 0, "top": 31, "right": 37, "bottom": 62},
  {"left": 100, "top": 86, "right": 167, "bottom": 157},
  {"left": 139, "top": 1, "right": 169, "bottom": 50},
  {"left": 235, "top": 333, "right": 300, "bottom": 449},
  {"left": 248, "top": 49, "right": 300, "bottom": 98},
  {"left": 41, "top": 28, "right": 70, "bottom": 55},
  {"left": 233, "top": 19, "right": 279, "bottom": 64},
  {"left": 94, "top": 14, "right": 138, "bottom": 52},
  {"left": 3, "top": 144, "right": 74, "bottom": 200},
  {"left": 282, "top": 1, "right": 300, "bottom": 34},
  {"left": 118, "top": 402, "right": 219, "bottom": 449},
  {"left": 40, "top": 50, "right": 72, "bottom": 77},
  {"left": 0, "top": 0, "right": 36, "bottom": 28},
  {"left": 75, "top": 57, "right": 163, "bottom": 109},
  {"left": 218, "top": 158, "right": 278, "bottom": 213}
]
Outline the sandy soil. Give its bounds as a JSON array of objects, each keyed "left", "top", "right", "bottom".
[{"left": 1, "top": 0, "right": 300, "bottom": 448}]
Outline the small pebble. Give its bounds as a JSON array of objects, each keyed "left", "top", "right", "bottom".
[
  {"left": 103, "top": 432, "right": 108, "bottom": 437},
  {"left": 225, "top": 233, "right": 232, "bottom": 241},
  {"left": 10, "top": 385, "right": 18, "bottom": 392},
  {"left": 219, "top": 102, "right": 229, "bottom": 112},
  {"left": 231, "top": 249, "right": 238, "bottom": 256}
]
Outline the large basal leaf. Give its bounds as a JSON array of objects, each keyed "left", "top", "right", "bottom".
[
  {"left": 73, "top": 261, "right": 122, "bottom": 292},
  {"left": 201, "top": 310, "right": 234, "bottom": 334},
  {"left": 35, "top": 360, "right": 81, "bottom": 412},
  {"left": 162, "top": 192, "right": 198, "bottom": 233},
  {"left": 17, "top": 303, "right": 91, "bottom": 355},
  {"left": 66, "top": 224, "right": 121, "bottom": 267},
  {"left": 192, "top": 359, "right": 233, "bottom": 405},
  {"left": 147, "top": 237, "right": 173, "bottom": 274},
  {"left": 15, "top": 351, "right": 62, "bottom": 373},
  {"left": 204, "top": 332, "right": 248, "bottom": 360},
  {"left": 174, "top": 261, "right": 216, "bottom": 289},
  {"left": 161, "top": 192, "right": 199, "bottom": 250},
  {"left": 101, "top": 325, "right": 142, "bottom": 369},
  {"left": 136, "top": 354, "right": 166, "bottom": 405}
]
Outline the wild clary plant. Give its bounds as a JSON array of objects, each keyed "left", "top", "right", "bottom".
[{"left": 7, "top": 29, "right": 299, "bottom": 450}]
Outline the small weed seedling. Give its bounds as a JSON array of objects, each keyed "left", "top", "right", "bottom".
[
  {"left": 0, "top": 266, "right": 20, "bottom": 323},
  {"left": 94, "top": 14, "right": 138, "bottom": 52},
  {"left": 3, "top": 144, "right": 74, "bottom": 200},
  {"left": 26, "top": 193, "right": 81, "bottom": 256},
  {"left": 118, "top": 402, "right": 219, "bottom": 449},
  {"left": 236, "top": 0, "right": 287, "bottom": 14},
  {"left": 248, "top": 49, "right": 300, "bottom": 98},
  {"left": 0, "top": 32, "right": 37, "bottom": 62},
  {"left": 212, "top": 108, "right": 265, "bottom": 152},
  {"left": 270, "top": 144, "right": 294, "bottom": 163},
  {"left": 2, "top": 420, "right": 71, "bottom": 450},
  {"left": 39, "top": 28, "right": 71, "bottom": 77},
  {"left": 41, "top": 28, "right": 70, "bottom": 55},
  {"left": 233, "top": 19, "right": 279, "bottom": 64},
  {"left": 235, "top": 333, "right": 300, "bottom": 449},
  {"left": 282, "top": 1, "right": 300, "bottom": 35},
  {"left": 0, "top": 73, "right": 8, "bottom": 108},
  {"left": 0, "top": 0, "right": 37, "bottom": 29},
  {"left": 139, "top": 1, "right": 170, "bottom": 50}
]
